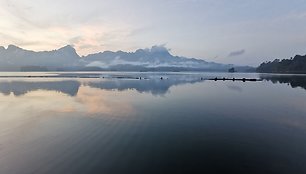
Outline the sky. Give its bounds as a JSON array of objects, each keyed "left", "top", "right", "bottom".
[{"left": 0, "top": 0, "right": 306, "bottom": 66}]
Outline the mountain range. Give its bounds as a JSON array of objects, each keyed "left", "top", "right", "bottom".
[{"left": 0, "top": 45, "right": 253, "bottom": 72}]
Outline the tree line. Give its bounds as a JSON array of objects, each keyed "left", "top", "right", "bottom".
[{"left": 257, "top": 54, "right": 306, "bottom": 73}]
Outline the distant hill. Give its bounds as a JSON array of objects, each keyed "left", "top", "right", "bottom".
[
  {"left": 257, "top": 55, "right": 306, "bottom": 74},
  {"left": 0, "top": 44, "right": 253, "bottom": 72}
]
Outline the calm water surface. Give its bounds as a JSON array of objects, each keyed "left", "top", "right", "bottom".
[{"left": 0, "top": 72, "right": 306, "bottom": 174}]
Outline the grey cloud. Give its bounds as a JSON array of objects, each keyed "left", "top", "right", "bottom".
[{"left": 228, "top": 49, "right": 245, "bottom": 57}]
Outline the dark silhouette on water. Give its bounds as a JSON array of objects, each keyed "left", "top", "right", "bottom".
[
  {"left": 228, "top": 67, "right": 236, "bottom": 73},
  {"left": 210, "top": 77, "right": 261, "bottom": 82}
]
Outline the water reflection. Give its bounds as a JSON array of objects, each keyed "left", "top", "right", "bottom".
[
  {"left": 75, "top": 86, "right": 135, "bottom": 115},
  {"left": 226, "top": 85, "right": 243, "bottom": 92},
  {"left": 261, "top": 74, "right": 306, "bottom": 90},
  {"left": 0, "top": 75, "right": 203, "bottom": 96},
  {"left": 86, "top": 76, "right": 202, "bottom": 96},
  {"left": 1, "top": 74, "right": 306, "bottom": 173},
  {"left": 0, "top": 80, "right": 80, "bottom": 96}
]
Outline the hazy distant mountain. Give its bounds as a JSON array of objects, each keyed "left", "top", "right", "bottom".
[
  {"left": 0, "top": 45, "right": 81, "bottom": 71},
  {"left": 257, "top": 54, "right": 306, "bottom": 74},
  {"left": 84, "top": 45, "right": 236, "bottom": 71},
  {"left": 0, "top": 44, "right": 253, "bottom": 72}
]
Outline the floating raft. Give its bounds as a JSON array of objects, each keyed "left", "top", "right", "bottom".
[{"left": 208, "top": 77, "right": 262, "bottom": 82}]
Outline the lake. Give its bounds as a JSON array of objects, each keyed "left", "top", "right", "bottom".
[{"left": 0, "top": 72, "right": 306, "bottom": 174}]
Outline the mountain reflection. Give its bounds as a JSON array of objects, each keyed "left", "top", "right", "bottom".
[
  {"left": 0, "top": 76, "right": 203, "bottom": 96},
  {"left": 2, "top": 74, "right": 305, "bottom": 97},
  {"left": 0, "top": 80, "right": 80, "bottom": 96},
  {"left": 260, "top": 75, "right": 306, "bottom": 90},
  {"left": 86, "top": 76, "right": 202, "bottom": 95}
]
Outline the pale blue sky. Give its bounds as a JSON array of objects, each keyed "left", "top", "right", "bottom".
[{"left": 0, "top": 0, "right": 306, "bottom": 65}]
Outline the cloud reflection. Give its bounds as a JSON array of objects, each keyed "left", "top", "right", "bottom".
[
  {"left": 0, "top": 85, "right": 134, "bottom": 118},
  {"left": 74, "top": 86, "right": 134, "bottom": 115}
]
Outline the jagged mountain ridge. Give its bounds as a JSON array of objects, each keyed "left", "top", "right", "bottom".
[{"left": 0, "top": 44, "right": 249, "bottom": 71}]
